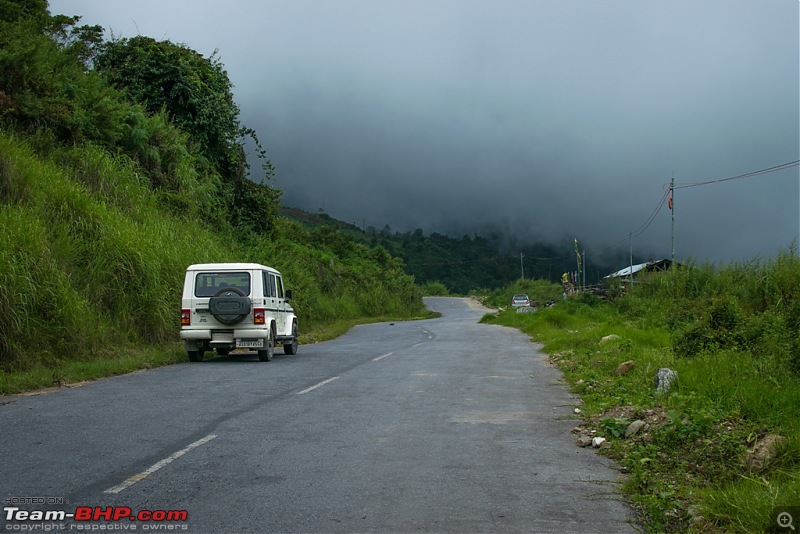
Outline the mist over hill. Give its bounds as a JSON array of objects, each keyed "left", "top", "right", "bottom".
[{"left": 281, "top": 207, "right": 636, "bottom": 294}]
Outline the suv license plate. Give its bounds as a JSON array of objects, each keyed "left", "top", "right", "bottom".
[{"left": 236, "top": 339, "right": 264, "bottom": 348}]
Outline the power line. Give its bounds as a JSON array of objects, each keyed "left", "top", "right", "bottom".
[
  {"left": 629, "top": 160, "right": 799, "bottom": 243},
  {"left": 601, "top": 159, "right": 798, "bottom": 256},
  {"left": 630, "top": 187, "right": 670, "bottom": 238},
  {"left": 593, "top": 186, "right": 671, "bottom": 258},
  {"left": 675, "top": 160, "right": 799, "bottom": 190}
]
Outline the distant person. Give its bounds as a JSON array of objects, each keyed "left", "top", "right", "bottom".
[{"left": 561, "top": 272, "right": 572, "bottom": 297}]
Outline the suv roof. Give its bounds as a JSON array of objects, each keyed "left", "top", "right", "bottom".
[{"left": 187, "top": 262, "right": 278, "bottom": 272}]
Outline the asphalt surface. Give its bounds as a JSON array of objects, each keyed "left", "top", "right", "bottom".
[{"left": 0, "top": 297, "right": 637, "bottom": 533}]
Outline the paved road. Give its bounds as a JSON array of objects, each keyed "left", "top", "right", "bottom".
[{"left": 0, "top": 297, "right": 636, "bottom": 533}]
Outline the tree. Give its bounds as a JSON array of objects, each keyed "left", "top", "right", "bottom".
[
  {"left": 0, "top": 0, "right": 47, "bottom": 24},
  {"left": 0, "top": 5, "right": 279, "bottom": 236},
  {"left": 94, "top": 36, "right": 271, "bottom": 184},
  {"left": 94, "top": 35, "right": 279, "bottom": 235},
  {"left": 0, "top": 2, "right": 112, "bottom": 143}
]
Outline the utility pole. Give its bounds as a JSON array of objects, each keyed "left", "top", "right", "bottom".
[
  {"left": 670, "top": 174, "right": 675, "bottom": 264},
  {"left": 520, "top": 252, "right": 525, "bottom": 280},
  {"left": 582, "top": 249, "right": 586, "bottom": 290},
  {"left": 628, "top": 231, "right": 633, "bottom": 285}
]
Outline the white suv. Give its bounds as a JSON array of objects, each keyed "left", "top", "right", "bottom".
[{"left": 180, "top": 263, "right": 298, "bottom": 362}]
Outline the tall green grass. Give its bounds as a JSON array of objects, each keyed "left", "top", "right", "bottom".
[
  {"left": 0, "top": 130, "right": 429, "bottom": 386},
  {"left": 0, "top": 132, "right": 230, "bottom": 370},
  {"left": 483, "top": 252, "right": 800, "bottom": 532}
]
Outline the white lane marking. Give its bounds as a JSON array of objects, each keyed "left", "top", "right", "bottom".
[
  {"left": 372, "top": 352, "right": 393, "bottom": 362},
  {"left": 104, "top": 434, "right": 217, "bottom": 494},
  {"left": 297, "top": 376, "right": 340, "bottom": 395}
]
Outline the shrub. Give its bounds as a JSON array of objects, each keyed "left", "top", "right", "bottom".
[{"left": 421, "top": 281, "right": 450, "bottom": 296}]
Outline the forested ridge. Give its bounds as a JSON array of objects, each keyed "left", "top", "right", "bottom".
[{"left": 282, "top": 207, "right": 630, "bottom": 294}]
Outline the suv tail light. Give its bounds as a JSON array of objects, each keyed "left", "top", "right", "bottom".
[
  {"left": 254, "top": 308, "right": 265, "bottom": 325},
  {"left": 181, "top": 309, "right": 191, "bottom": 326}
]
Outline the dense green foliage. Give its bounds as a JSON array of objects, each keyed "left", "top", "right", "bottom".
[
  {"left": 0, "top": 0, "right": 105, "bottom": 141},
  {"left": 379, "top": 229, "right": 526, "bottom": 294},
  {"left": 93, "top": 35, "right": 280, "bottom": 236},
  {"left": 483, "top": 253, "right": 800, "bottom": 532},
  {"left": 0, "top": 1, "right": 279, "bottom": 238},
  {"left": 0, "top": 3, "right": 426, "bottom": 385},
  {"left": 95, "top": 36, "right": 245, "bottom": 179},
  {"left": 0, "top": 130, "right": 425, "bottom": 376}
]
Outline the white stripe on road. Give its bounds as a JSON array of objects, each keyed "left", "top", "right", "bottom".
[
  {"left": 104, "top": 434, "right": 217, "bottom": 494},
  {"left": 372, "top": 352, "right": 393, "bottom": 362},
  {"left": 297, "top": 376, "right": 340, "bottom": 395}
]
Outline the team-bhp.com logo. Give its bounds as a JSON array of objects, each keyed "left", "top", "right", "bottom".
[{"left": 4, "top": 506, "right": 188, "bottom": 530}]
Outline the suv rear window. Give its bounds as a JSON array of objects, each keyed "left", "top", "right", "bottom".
[{"left": 194, "top": 272, "right": 251, "bottom": 297}]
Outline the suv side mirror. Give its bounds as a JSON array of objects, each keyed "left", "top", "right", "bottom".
[{"left": 285, "top": 289, "right": 293, "bottom": 301}]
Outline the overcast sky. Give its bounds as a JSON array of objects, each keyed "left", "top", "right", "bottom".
[{"left": 50, "top": 0, "right": 799, "bottom": 264}]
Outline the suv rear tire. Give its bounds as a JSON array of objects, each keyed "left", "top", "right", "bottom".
[
  {"left": 283, "top": 322, "right": 298, "bottom": 355},
  {"left": 257, "top": 328, "right": 274, "bottom": 362},
  {"left": 188, "top": 349, "right": 205, "bottom": 362}
]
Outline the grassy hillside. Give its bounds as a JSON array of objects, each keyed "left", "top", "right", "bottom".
[
  {"left": 482, "top": 252, "right": 800, "bottom": 532},
  {"left": 0, "top": 3, "right": 431, "bottom": 393},
  {"left": 0, "top": 130, "right": 429, "bottom": 392}
]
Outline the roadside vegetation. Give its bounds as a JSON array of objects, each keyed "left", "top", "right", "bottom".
[
  {"left": 481, "top": 249, "right": 800, "bottom": 533},
  {"left": 0, "top": 1, "right": 430, "bottom": 394}
]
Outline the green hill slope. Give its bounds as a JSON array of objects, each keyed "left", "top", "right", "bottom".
[
  {"left": 0, "top": 131, "right": 427, "bottom": 387},
  {"left": 0, "top": 3, "right": 428, "bottom": 392}
]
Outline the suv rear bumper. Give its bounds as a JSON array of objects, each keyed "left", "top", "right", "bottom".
[{"left": 180, "top": 329, "right": 271, "bottom": 341}]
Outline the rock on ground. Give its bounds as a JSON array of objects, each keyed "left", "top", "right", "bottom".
[
  {"left": 746, "top": 434, "right": 788, "bottom": 472},
  {"left": 654, "top": 368, "right": 678, "bottom": 395}
]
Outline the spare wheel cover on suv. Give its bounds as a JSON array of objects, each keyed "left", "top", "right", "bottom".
[{"left": 209, "top": 287, "right": 251, "bottom": 326}]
